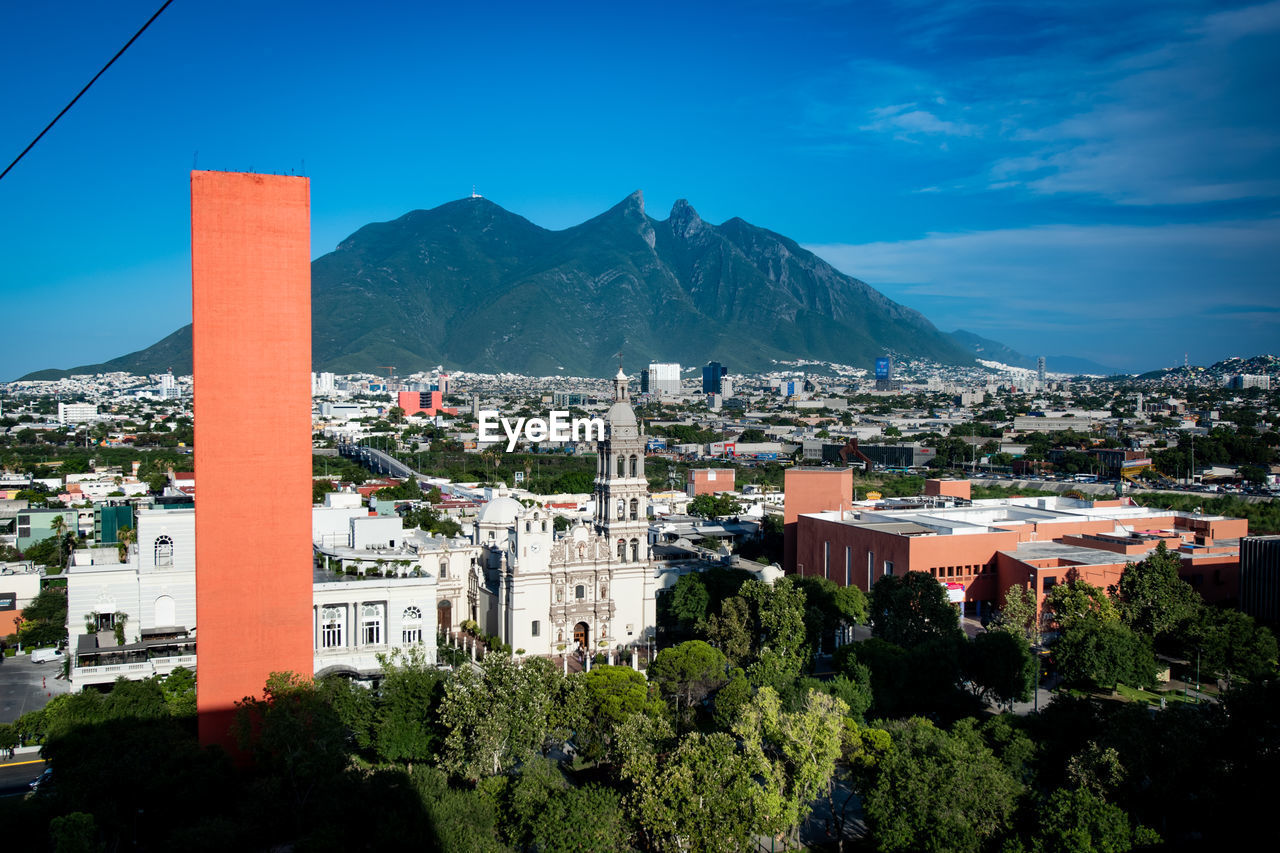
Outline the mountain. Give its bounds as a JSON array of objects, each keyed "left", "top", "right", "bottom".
[
  {"left": 948, "top": 329, "right": 1123, "bottom": 376},
  {"left": 22, "top": 192, "right": 976, "bottom": 379}
]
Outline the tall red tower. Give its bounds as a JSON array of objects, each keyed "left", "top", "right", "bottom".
[{"left": 191, "top": 171, "right": 313, "bottom": 751}]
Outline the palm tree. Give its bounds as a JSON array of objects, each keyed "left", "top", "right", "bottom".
[{"left": 48, "top": 513, "right": 70, "bottom": 569}]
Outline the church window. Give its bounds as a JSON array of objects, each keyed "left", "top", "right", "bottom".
[
  {"left": 629, "top": 498, "right": 638, "bottom": 520},
  {"left": 617, "top": 500, "right": 625, "bottom": 521},
  {"left": 630, "top": 538, "right": 639, "bottom": 562},
  {"left": 154, "top": 535, "right": 173, "bottom": 567},
  {"left": 439, "top": 560, "right": 448, "bottom": 579},
  {"left": 575, "top": 584, "right": 585, "bottom": 600},
  {"left": 531, "top": 620, "right": 541, "bottom": 637},
  {"left": 617, "top": 539, "right": 626, "bottom": 561},
  {"left": 629, "top": 454, "right": 638, "bottom": 478},
  {"left": 617, "top": 455, "right": 625, "bottom": 477}
]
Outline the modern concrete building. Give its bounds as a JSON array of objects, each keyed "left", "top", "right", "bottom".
[
  {"left": 792, "top": 491, "right": 1247, "bottom": 619},
  {"left": 191, "top": 171, "right": 314, "bottom": 750}
]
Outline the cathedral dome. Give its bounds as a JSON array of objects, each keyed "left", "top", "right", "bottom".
[
  {"left": 477, "top": 496, "right": 524, "bottom": 526},
  {"left": 606, "top": 400, "right": 638, "bottom": 432}
]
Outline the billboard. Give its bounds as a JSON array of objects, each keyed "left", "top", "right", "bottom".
[{"left": 875, "top": 357, "right": 891, "bottom": 380}]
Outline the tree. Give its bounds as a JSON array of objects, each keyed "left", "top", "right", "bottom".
[
  {"left": 579, "top": 664, "right": 667, "bottom": 761},
  {"left": 19, "top": 586, "right": 67, "bottom": 647},
  {"left": 503, "top": 757, "right": 636, "bottom": 852},
  {"left": 1046, "top": 578, "right": 1119, "bottom": 631},
  {"left": 312, "top": 479, "right": 337, "bottom": 504},
  {"left": 992, "top": 584, "right": 1042, "bottom": 644},
  {"left": 233, "top": 672, "right": 351, "bottom": 813},
  {"left": 871, "top": 570, "right": 962, "bottom": 648},
  {"left": 965, "top": 631, "right": 1034, "bottom": 707},
  {"left": 1053, "top": 614, "right": 1156, "bottom": 690},
  {"left": 622, "top": 726, "right": 768, "bottom": 853},
  {"left": 373, "top": 646, "right": 445, "bottom": 769},
  {"left": 703, "top": 595, "right": 754, "bottom": 668},
  {"left": 863, "top": 718, "right": 1022, "bottom": 853},
  {"left": 1179, "top": 606, "right": 1278, "bottom": 683},
  {"left": 669, "top": 572, "right": 711, "bottom": 627},
  {"left": 648, "top": 640, "right": 730, "bottom": 722},
  {"left": 741, "top": 576, "right": 810, "bottom": 688},
  {"left": 438, "top": 654, "right": 580, "bottom": 781},
  {"left": 794, "top": 575, "right": 867, "bottom": 660},
  {"left": 688, "top": 492, "right": 742, "bottom": 519},
  {"left": 1033, "top": 787, "right": 1157, "bottom": 853},
  {"left": 734, "top": 687, "right": 848, "bottom": 841},
  {"left": 1116, "top": 543, "right": 1200, "bottom": 640}
]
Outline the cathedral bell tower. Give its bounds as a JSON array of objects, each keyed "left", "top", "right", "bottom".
[{"left": 594, "top": 367, "right": 649, "bottom": 564}]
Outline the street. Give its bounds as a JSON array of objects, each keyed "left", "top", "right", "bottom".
[{"left": 0, "top": 653, "right": 69, "bottom": 724}]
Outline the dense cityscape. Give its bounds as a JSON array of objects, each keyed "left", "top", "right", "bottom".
[{"left": 2, "top": 342, "right": 1277, "bottom": 849}]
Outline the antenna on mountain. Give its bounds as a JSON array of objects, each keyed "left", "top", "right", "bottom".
[{"left": 471, "top": 185, "right": 482, "bottom": 199}]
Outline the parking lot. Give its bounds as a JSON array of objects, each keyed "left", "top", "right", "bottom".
[{"left": 0, "top": 652, "right": 70, "bottom": 724}]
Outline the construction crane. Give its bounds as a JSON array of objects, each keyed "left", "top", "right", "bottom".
[{"left": 378, "top": 366, "right": 396, "bottom": 392}]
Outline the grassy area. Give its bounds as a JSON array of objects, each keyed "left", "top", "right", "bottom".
[
  {"left": 1113, "top": 683, "right": 1196, "bottom": 706},
  {"left": 1132, "top": 492, "right": 1280, "bottom": 535}
]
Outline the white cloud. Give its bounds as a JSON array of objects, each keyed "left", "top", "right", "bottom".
[{"left": 805, "top": 219, "right": 1280, "bottom": 369}]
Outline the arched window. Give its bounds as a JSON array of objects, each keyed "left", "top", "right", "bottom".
[
  {"left": 629, "top": 454, "right": 638, "bottom": 478},
  {"left": 361, "top": 603, "right": 384, "bottom": 645},
  {"left": 321, "top": 605, "right": 344, "bottom": 648},
  {"left": 616, "top": 455, "right": 625, "bottom": 477},
  {"left": 629, "top": 498, "right": 638, "bottom": 520},
  {"left": 575, "top": 584, "right": 586, "bottom": 600},
  {"left": 630, "top": 538, "right": 639, "bottom": 562},
  {"left": 402, "top": 606, "right": 423, "bottom": 643},
  {"left": 154, "top": 535, "right": 173, "bottom": 567},
  {"left": 617, "top": 538, "right": 626, "bottom": 561},
  {"left": 617, "top": 500, "right": 625, "bottom": 521}
]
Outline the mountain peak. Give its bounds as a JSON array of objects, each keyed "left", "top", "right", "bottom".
[{"left": 669, "top": 198, "right": 704, "bottom": 238}]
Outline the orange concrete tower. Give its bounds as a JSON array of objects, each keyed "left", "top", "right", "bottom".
[{"left": 191, "top": 171, "right": 313, "bottom": 751}]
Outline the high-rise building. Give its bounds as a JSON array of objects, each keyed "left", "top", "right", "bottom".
[
  {"left": 647, "top": 362, "right": 681, "bottom": 397},
  {"left": 702, "top": 362, "right": 728, "bottom": 394},
  {"left": 1037, "top": 356, "right": 1046, "bottom": 389},
  {"left": 191, "top": 171, "right": 314, "bottom": 752}
]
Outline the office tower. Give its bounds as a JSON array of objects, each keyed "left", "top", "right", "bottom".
[
  {"left": 191, "top": 171, "right": 314, "bottom": 752},
  {"left": 1037, "top": 356, "right": 1046, "bottom": 389},
  {"left": 702, "top": 362, "right": 728, "bottom": 394},
  {"left": 647, "top": 362, "right": 681, "bottom": 397}
]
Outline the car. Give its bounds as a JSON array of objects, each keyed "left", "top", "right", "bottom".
[
  {"left": 28, "top": 768, "right": 52, "bottom": 791},
  {"left": 30, "top": 648, "right": 63, "bottom": 664}
]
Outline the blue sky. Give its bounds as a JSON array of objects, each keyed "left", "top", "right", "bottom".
[{"left": 1, "top": 0, "right": 1276, "bottom": 378}]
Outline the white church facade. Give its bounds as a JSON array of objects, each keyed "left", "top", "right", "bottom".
[{"left": 477, "top": 368, "right": 657, "bottom": 657}]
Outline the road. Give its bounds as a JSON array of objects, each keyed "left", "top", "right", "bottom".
[
  {"left": 968, "top": 476, "right": 1276, "bottom": 504},
  {"left": 0, "top": 652, "right": 69, "bottom": 724},
  {"left": 0, "top": 756, "right": 45, "bottom": 797}
]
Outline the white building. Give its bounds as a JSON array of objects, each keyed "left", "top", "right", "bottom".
[
  {"left": 57, "top": 402, "right": 98, "bottom": 424},
  {"left": 68, "top": 505, "right": 441, "bottom": 690},
  {"left": 646, "top": 362, "right": 681, "bottom": 398}
]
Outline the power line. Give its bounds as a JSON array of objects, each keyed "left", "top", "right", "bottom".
[{"left": 0, "top": 0, "right": 175, "bottom": 184}]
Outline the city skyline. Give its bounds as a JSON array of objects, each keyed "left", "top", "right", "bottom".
[{"left": 2, "top": 0, "right": 1277, "bottom": 379}]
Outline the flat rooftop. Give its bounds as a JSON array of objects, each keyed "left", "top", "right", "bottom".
[{"left": 803, "top": 495, "right": 1207, "bottom": 538}]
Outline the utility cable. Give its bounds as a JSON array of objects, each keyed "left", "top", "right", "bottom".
[{"left": 0, "top": 0, "right": 175, "bottom": 184}]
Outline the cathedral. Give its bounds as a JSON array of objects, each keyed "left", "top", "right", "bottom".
[{"left": 474, "top": 368, "right": 657, "bottom": 658}]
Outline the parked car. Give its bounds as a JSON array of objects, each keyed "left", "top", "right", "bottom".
[{"left": 30, "top": 648, "right": 63, "bottom": 664}]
